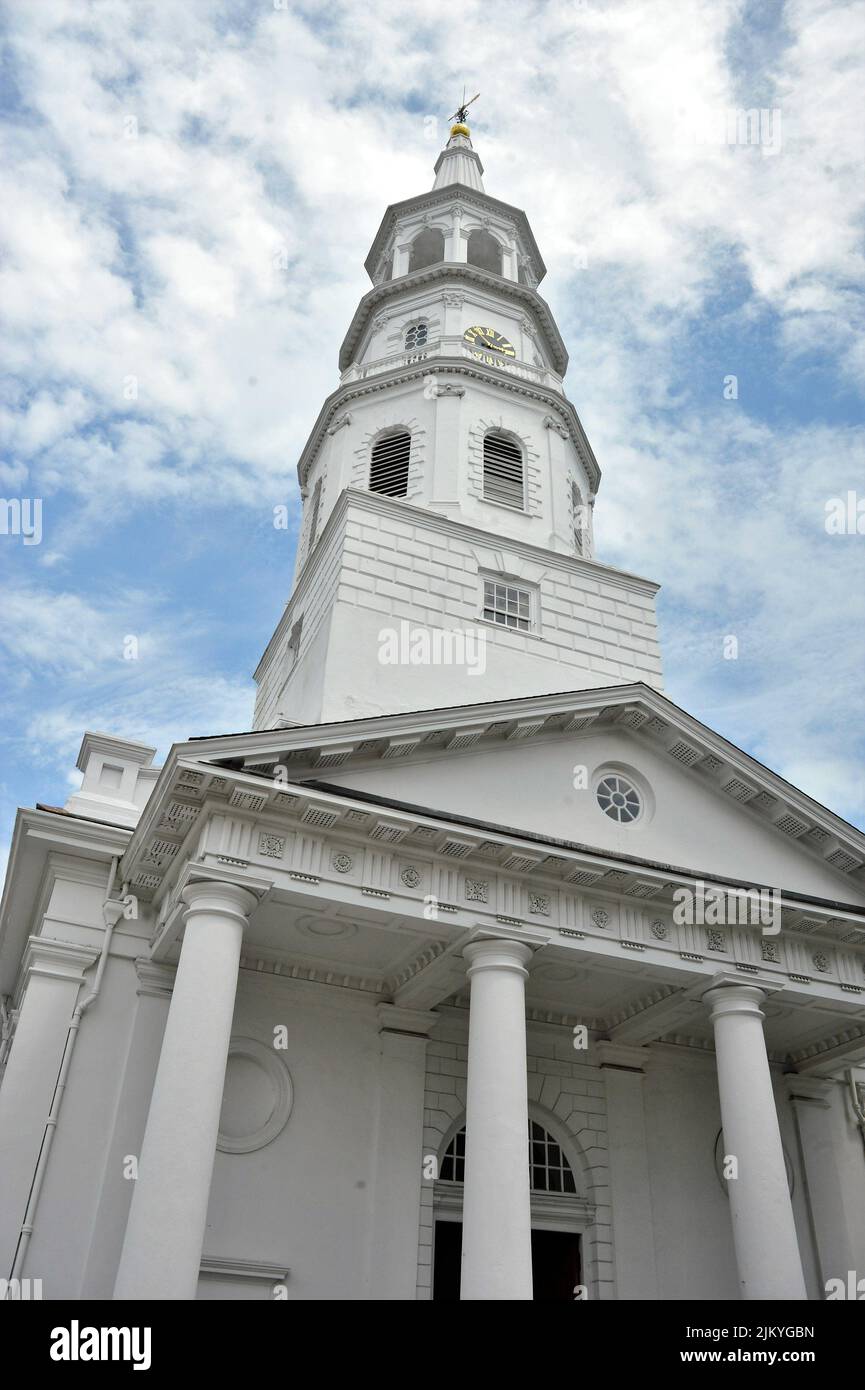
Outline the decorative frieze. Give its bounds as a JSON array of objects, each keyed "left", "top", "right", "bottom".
[
  {"left": 258, "top": 834, "right": 285, "bottom": 860},
  {"left": 465, "top": 878, "right": 489, "bottom": 903}
]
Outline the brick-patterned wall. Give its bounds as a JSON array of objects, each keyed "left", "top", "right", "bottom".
[
  {"left": 255, "top": 490, "right": 663, "bottom": 728},
  {"left": 253, "top": 509, "right": 347, "bottom": 729},
  {"left": 337, "top": 496, "right": 663, "bottom": 689},
  {"left": 416, "top": 1007, "right": 614, "bottom": 1301}
]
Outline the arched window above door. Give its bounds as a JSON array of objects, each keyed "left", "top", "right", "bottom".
[{"left": 440, "top": 1119, "right": 578, "bottom": 1194}]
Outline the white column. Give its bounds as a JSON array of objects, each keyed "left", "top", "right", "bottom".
[
  {"left": 704, "top": 980, "right": 807, "bottom": 1300},
  {"left": 597, "top": 1042, "right": 658, "bottom": 1299},
  {"left": 460, "top": 938, "right": 533, "bottom": 1300},
  {"left": 113, "top": 880, "right": 257, "bottom": 1300}
]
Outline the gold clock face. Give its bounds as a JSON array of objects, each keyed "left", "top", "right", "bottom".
[{"left": 463, "top": 325, "right": 516, "bottom": 363}]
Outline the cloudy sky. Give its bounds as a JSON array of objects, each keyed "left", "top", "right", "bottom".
[{"left": 1, "top": 0, "right": 863, "bottom": 873}]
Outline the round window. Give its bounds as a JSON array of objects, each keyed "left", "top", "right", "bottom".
[{"left": 596, "top": 774, "right": 642, "bottom": 824}]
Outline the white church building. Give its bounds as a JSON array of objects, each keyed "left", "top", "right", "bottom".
[{"left": 2, "top": 118, "right": 865, "bottom": 1303}]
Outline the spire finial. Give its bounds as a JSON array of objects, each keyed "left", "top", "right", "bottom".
[{"left": 448, "top": 88, "right": 479, "bottom": 138}]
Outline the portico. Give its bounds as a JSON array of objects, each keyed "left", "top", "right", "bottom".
[{"left": 100, "top": 735, "right": 865, "bottom": 1300}]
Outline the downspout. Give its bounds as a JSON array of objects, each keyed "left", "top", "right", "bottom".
[{"left": 5, "top": 856, "right": 125, "bottom": 1290}]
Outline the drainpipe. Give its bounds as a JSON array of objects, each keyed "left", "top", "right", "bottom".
[{"left": 5, "top": 856, "right": 125, "bottom": 1290}]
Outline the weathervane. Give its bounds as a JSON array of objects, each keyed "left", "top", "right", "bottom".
[{"left": 449, "top": 88, "right": 480, "bottom": 126}]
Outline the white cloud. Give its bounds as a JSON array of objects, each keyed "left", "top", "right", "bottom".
[{"left": 0, "top": 0, "right": 862, "bottom": 828}]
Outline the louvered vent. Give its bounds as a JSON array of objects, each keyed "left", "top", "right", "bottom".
[
  {"left": 370, "top": 432, "right": 410, "bottom": 497},
  {"left": 826, "top": 848, "right": 862, "bottom": 872},
  {"left": 301, "top": 808, "right": 341, "bottom": 828},
  {"left": 616, "top": 708, "right": 650, "bottom": 730},
  {"left": 774, "top": 812, "right": 809, "bottom": 837},
  {"left": 502, "top": 852, "right": 542, "bottom": 872},
  {"left": 440, "top": 837, "right": 476, "bottom": 858},
  {"left": 483, "top": 432, "right": 524, "bottom": 508},
  {"left": 369, "top": 821, "right": 409, "bottom": 842},
  {"left": 564, "top": 868, "right": 604, "bottom": 886},
  {"left": 229, "top": 789, "right": 269, "bottom": 812},
  {"left": 667, "top": 739, "right": 702, "bottom": 766},
  {"left": 721, "top": 776, "right": 757, "bottom": 802}
]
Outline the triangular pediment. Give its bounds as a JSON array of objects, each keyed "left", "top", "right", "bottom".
[{"left": 148, "top": 684, "right": 865, "bottom": 908}]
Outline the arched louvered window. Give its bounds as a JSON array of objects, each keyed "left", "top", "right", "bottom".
[
  {"left": 370, "top": 431, "right": 410, "bottom": 497},
  {"left": 405, "top": 321, "right": 428, "bottom": 351},
  {"left": 440, "top": 1121, "right": 577, "bottom": 1194},
  {"left": 409, "top": 227, "right": 444, "bottom": 272},
  {"left": 483, "top": 431, "right": 524, "bottom": 509},
  {"left": 467, "top": 229, "right": 503, "bottom": 275},
  {"left": 572, "top": 481, "right": 584, "bottom": 555}
]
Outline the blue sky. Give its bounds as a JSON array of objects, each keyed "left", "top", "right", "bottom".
[{"left": 1, "top": 0, "right": 864, "bottom": 876}]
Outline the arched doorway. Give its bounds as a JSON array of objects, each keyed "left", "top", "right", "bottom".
[{"left": 431, "top": 1108, "right": 596, "bottom": 1300}]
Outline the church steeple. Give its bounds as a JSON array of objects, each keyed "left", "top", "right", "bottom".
[
  {"left": 251, "top": 110, "right": 664, "bottom": 729},
  {"left": 432, "top": 122, "right": 485, "bottom": 192}
]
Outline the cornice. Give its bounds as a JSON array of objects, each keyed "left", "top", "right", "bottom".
[
  {"left": 0, "top": 807, "right": 130, "bottom": 995},
  {"left": 785, "top": 1074, "right": 836, "bottom": 1106},
  {"left": 134, "top": 959, "right": 176, "bottom": 999},
  {"left": 339, "top": 261, "right": 565, "bottom": 375},
  {"left": 299, "top": 359, "right": 598, "bottom": 497},
  {"left": 595, "top": 1041, "right": 652, "bottom": 1072},
  {"left": 121, "top": 687, "right": 865, "bottom": 918},
  {"left": 363, "top": 183, "right": 546, "bottom": 284},
  {"left": 22, "top": 936, "right": 99, "bottom": 984},
  {"left": 199, "top": 1256, "right": 290, "bottom": 1284}
]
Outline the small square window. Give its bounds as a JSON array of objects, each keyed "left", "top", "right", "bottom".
[{"left": 482, "top": 578, "right": 532, "bottom": 631}]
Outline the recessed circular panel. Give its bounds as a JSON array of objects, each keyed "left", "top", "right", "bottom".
[
  {"left": 217, "top": 1037, "right": 293, "bottom": 1155},
  {"left": 534, "top": 964, "right": 583, "bottom": 983},
  {"left": 296, "top": 915, "right": 357, "bottom": 939}
]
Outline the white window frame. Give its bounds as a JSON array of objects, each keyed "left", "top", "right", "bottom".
[
  {"left": 404, "top": 320, "right": 429, "bottom": 352},
  {"left": 480, "top": 574, "right": 535, "bottom": 633}
]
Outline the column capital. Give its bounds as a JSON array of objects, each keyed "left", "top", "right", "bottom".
[
  {"left": 22, "top": 936, "right": 98, "bottom": 984},
  {"left": 463, "top": 937, "right": 534, "bottom": 978},
  {"left": 180, "top": 878, "right": 260, "bottom": 925},
  {"left": 702, "top": 971, "right": 782, "bottom": 1018}
]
